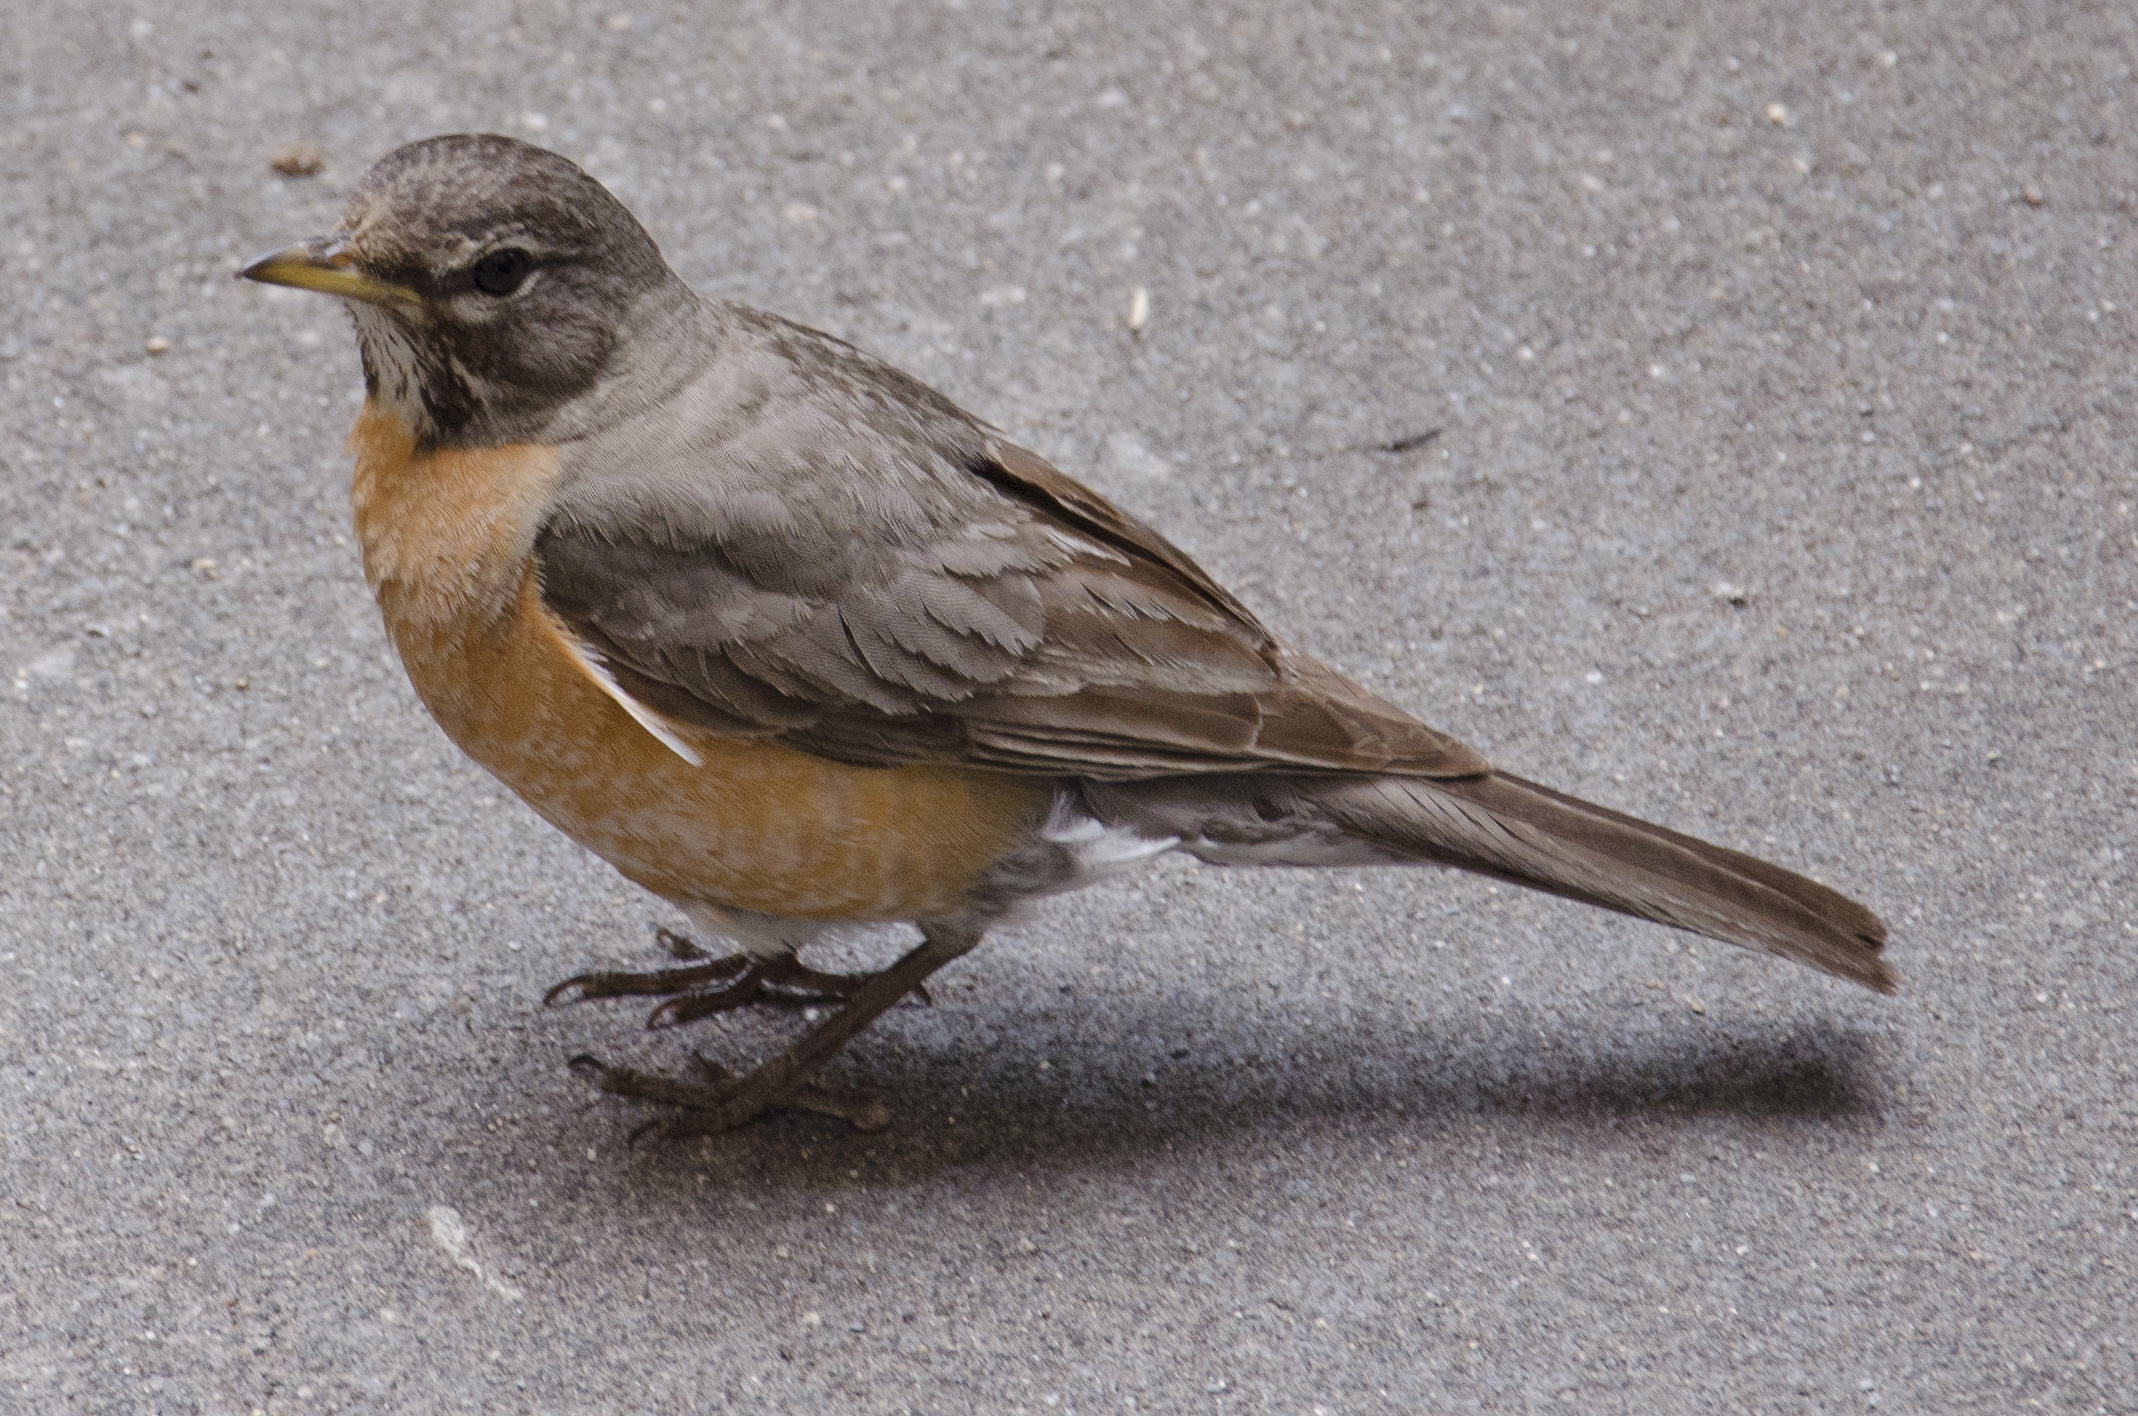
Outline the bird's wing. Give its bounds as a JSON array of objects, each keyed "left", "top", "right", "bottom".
[{"left": 536, "top": 306, "right": 1485, "bottom": 781}]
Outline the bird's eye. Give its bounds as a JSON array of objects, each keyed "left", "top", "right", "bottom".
[{"left": 470, "top": 248, "right": 534, "bottom": 296}]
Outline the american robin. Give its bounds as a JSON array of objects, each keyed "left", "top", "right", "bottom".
[{"left": 242, "top": 134, "right": 1890, "bottom": 1136}]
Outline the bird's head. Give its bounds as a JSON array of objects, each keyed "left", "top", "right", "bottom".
[{"left": 242, "top": 133, "right": 682, "bottom": 446}]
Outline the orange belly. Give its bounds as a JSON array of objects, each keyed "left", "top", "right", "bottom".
[{"left": 347, "top": 401, "right": 1048, "bottom": 922}]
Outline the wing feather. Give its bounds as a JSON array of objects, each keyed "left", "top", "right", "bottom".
[{"left": 536, "top": 304, "right": 1486, "bottom": 781}]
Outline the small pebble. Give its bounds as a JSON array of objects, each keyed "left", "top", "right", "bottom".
[
  {"left": 1127, "top": 286, "right": 1149, "bottom": 335},
  {"left": 2021, "top": 185, "right": 2045, "bottom": 207},
  {"left": 145, "top": 335, "right": 170, "bottom": 355},
  {"left": 270, "top": 142, "right": 325, "bottom": 178},
  {"left": 1764, "top": 102, "right": 1789, "bottom": 125}
]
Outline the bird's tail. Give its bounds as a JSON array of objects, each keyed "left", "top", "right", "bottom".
[{"left": 1092, "top": 771, "right": 1894, "bottom": 992}]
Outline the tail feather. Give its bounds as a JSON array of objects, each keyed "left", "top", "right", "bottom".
[
  {"left": 1315, "top": 772, "right": 1893, "bottom": 992},
  {"left": 1089, "top": 770, "right": 1894, "bottom": 993}
]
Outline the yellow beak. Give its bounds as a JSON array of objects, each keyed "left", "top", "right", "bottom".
[{"left": 238, "top": 236, "right": 421, "bottom": 312}]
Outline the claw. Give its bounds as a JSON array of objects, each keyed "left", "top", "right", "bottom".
[
  {"left": 657, "top": 926, "right": 709, "bottom": 961},
  {"left": 644, "top": 977, "right": 766, "bottom": 1029},
  {"left": 544, "top": 955, "right": 754, "bottom": 1007}
]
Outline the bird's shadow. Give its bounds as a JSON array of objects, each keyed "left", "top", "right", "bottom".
[{"left": 555, "top": 982, "right": 1894, "bottom": 1185}]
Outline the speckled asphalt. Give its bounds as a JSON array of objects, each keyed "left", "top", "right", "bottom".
[{"left": 3, "top": 2, "right": 2134, "bottom": 1412}]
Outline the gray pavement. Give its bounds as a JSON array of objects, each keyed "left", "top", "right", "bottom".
[{"left": 3, "top": 1, "right": 2134, "bottom": 1411}]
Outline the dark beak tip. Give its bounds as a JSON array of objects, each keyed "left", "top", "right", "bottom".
[{"left": 237, "top": 249, "right": 292, "bottom": 283}]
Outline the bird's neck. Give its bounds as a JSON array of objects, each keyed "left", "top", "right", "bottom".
[{"left": 347, "top": 399, "right": 560, "bottom": 642}]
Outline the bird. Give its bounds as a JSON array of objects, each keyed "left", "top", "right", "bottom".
[{"left": 240, "top": 134, "right": 1890, "bottom": 1137}]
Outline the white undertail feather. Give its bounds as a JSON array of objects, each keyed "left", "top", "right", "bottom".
[
  {"left": 1039, "top": 794, "right": 1178, "bottom": 887},
  {"left": 680, "top": 901, "right": 850, "bottom": 960}
]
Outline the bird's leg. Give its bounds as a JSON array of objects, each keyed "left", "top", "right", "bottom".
[
  {"left": 569, "top": 920, "right": 982, "bottom": 1137},
  {"left": 544, "top": 926, "right": 928, "bottom": 1028}
]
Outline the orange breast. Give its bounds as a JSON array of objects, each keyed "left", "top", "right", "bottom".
[{"left": 347, "top": 401, "right": 1048, "bottom": 921}]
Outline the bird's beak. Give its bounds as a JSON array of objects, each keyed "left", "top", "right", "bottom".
[{"left": 238, "top": 236, "right": 421, "bottom": 312}]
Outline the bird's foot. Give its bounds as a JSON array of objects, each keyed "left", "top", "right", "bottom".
[
  {"left": 544, "top": 927, "right": 927, "bottom": 1029},
  {"left": 565, "top": 922, "right": 983, "bottom": 1140}
]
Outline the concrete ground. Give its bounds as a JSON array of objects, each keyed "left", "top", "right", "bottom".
[{"left": 3, "top": 1, "right": 2133, "bottom": 1412}]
